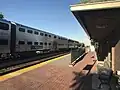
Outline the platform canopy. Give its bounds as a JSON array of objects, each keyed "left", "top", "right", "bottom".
[{"left": 70, "top": 1, "right": 120, "bottom": 41}]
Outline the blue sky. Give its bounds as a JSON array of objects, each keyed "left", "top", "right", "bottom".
[{"left": 0, "top": 0, "right": 89, "bottom": 43}]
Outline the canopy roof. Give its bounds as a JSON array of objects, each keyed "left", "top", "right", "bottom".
[{"left": 70, "top": 1, "right": 120, "bottom": 41}]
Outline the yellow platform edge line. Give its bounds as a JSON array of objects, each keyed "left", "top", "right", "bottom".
[{"left": 0, "top": 54, "right": 70, "bottom": 82}]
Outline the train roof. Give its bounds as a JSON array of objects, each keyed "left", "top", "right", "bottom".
[
  {"left": 14, "top": 22, "right": 68, "bottom": 40},
  {"left": 0, "top": 18, "right": 79, "bottom": 42},
  {"left": 0, "top": 18, "right": 11, "bottom": 23},
  {"left": 0, "top": 19, "right": 64, "bottom": 38}
]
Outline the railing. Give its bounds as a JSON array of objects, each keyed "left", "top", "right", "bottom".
[{"left": 71, "top": 47, "right": 85, "bottom": 64}]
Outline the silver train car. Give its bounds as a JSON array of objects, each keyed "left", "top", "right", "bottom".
[{"left": 0, "top": 19, "right": 80, "bottom": 59}]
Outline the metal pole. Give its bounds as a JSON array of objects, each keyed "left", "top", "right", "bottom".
[{"left": 112, "top": 47, "right": 116, "bottom": 73}]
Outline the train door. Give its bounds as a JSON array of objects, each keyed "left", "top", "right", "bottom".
[
  {"left": 10, "top": 23, "right": 16, "bottom": 55},
  {"left": 53, "top": 41, "right": 57, "bottom": 51}
]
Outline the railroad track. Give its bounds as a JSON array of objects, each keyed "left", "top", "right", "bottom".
[{"left": 0, "top": 51, "right": 69, "bottom": 75}]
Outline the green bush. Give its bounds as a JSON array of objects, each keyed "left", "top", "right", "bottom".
[{"left": 0, "top": 12, "right": 4, "bottom": 19}]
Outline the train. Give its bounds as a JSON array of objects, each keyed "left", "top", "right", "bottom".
[{"left": 0, "top": 19, "right": 80, "bottom": 59}]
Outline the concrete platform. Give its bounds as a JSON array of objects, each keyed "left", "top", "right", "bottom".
[{"left": 0, "top": 52, "right": 97, "bottom": 90}]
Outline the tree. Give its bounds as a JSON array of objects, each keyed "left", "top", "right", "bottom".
[{"left": 0, "top": 12, "right": 4, "bottom": 19}]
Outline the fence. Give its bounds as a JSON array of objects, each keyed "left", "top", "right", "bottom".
[{"left": 71, "top": 47, "right": 85, "bottom": 63}]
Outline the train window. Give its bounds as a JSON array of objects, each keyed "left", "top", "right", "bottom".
[
  {"left": 49, "top": 43, "right": 51, "bottom": 45},
  {"left": 0, "top": 22, "right": 9, "bottom": 30},
  {"left": 40, "top": 42, "right": 43, "bottom": 45},
  {"left": 0, "top": 39, "right": 8, "bottom": 45},
  {"left": 54, "top": 36, "right": 56, "bottom": 38},
  {"left": 34, "top": 31, "right": 39, "bottom": 35},
  {"left": 40, "top": 33, "right": 44, "bottom": 36},
  {"left": 44, "top": 42, "right": 47, "bottom": 45},
  {"left": 19, "top": 41, "right": 25, "bottom": 45},
  {"left": 45, "top": 34, "right": 47, "bottom": 37},
  {"left": 19, "top": 28, "right": 25, "bottom": 32},
  {"left": 59, "top": 44, "right": 63, "bottom": 46},
  {"left": 49, "top": 35, "right": 51, "bottom": 37},
  {"left": 27, "top": 41, "right": 32, "bottom": 45},
  {"left": 27, "top": 30, "right": 33, "bottom": 34},
  {"left": 34, "top": 42, "right": 38, "bottom": 45},
  {"left": 58, "top": 37, "right": 60, "bottom": 39}
]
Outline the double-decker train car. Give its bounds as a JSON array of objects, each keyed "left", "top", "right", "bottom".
[
  {"left": 68, "top": 39, "right": 75, "bottom": 49},
  {"left": 0, "top": 19, "right": 80, "bottom": 59},
  {"left": 74, "top": 41, "right": 80, "bottom": 48}
]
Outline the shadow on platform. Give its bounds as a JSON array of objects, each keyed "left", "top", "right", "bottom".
[
  {"left": 70, "top": 71, "right": 93, "bottom": 90},
  {"left": 69, "top": 61, "right": 117, "bottom": 90},
  {"left": 70, "top": 61, "right": 96, "bottom": 90}
]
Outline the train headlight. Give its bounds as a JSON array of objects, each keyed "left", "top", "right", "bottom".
[{"left": 36, "top": 51, "right": 40, "bottom": 54}]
